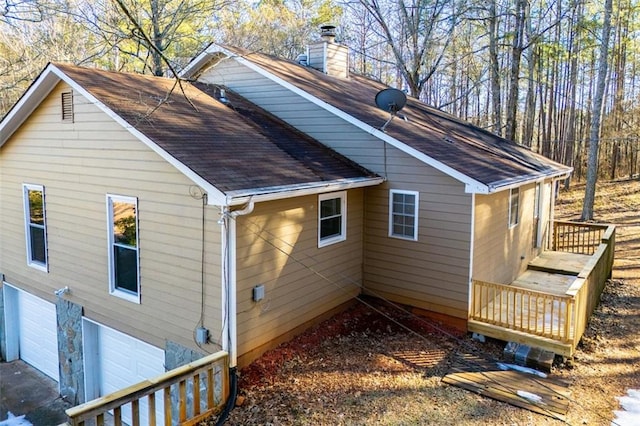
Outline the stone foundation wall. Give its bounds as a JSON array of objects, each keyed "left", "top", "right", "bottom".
[{"left": 56, "top": 298, "right": 84, "bottom": 405}]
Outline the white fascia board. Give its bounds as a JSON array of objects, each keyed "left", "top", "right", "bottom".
[
  {"left": 200, "top": 46, "right": 491, "bottom": 195},
  {"left": 0, "top": 66, "right": 59, "bottom": 147},
  {"left": 487, "top": 168, "right": 573, "bottom": 193},
  {"left": 179, "top": 48, "right": 215, "bottom": 79},
  {"left": 225, "top": 176, "right": 384, "bottom": 206}
]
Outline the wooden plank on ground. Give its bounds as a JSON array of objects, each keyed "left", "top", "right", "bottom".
[{"left": 443, "top": 361, "right": 570, "bottom": 421}]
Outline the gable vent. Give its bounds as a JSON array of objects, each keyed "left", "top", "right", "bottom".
[{"left": 61, "top": 91, "right": 73, "bottom": 122}]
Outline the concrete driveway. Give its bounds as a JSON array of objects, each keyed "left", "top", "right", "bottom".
[{"left": 0, "top": 360, "right": 71, "bottom": 425}]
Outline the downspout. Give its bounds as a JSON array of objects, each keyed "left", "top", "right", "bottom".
[
  {"left": 217, "top": 199, "right": 254, "bottom": 425},
  {"left": 467, "top": 193, "right": 476, "bottom": 322}
]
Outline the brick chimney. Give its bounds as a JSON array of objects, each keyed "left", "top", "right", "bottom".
[{"left": 306, "top": 25, "right": 349, "bottom": 79}]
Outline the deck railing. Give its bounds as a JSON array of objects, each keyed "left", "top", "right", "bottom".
[
  {"left": 553, "top": 220, "right": 610, "bottom": 255},
  {"left": 471, "top": 280, "right": 575, "bottom": 342},
  {"left": 471, "top": 222, "right": 615, "bottom": 356},
  {"left": 62, "top": 351, "right": 229, "bottom": 426}
]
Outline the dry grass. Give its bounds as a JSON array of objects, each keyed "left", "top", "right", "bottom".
[{"left": 204, "top": 179, "right": 640, "bottom": 426}]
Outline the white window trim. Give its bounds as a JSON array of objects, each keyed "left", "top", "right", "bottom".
[
  {"left": 107, "top": 194, "right": 141, "bottom": 304},
  {"left": 22, "top": 183, "right": 48, "bottom": 272},
  {"left": 388, "top": 189, "right": 419, "bottom": 241},
  {"left": 509, "top": 187, "right": 520, "bottom": 228},
  {"left": 318, "top": 191, "right": 347, "bottom": 248}
]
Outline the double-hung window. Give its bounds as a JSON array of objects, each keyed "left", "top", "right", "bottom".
[
  {"left": 389, "top": 190, "right": 419, "bottom": 241},
  {"left": 107, "top": 195, "right": 140, "bottom": 302},
  {"left": 318, "top": 192, "right": 346, "bottom": 247},
  {"left": 509, "top": 188, "right": 520, "bottom": 228},
  {"left": 23, "top": 184, "right": 48, "bottom": 271}
]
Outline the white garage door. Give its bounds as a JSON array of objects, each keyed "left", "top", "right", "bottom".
[
  {"left": 16, "top": 289, "right": 60, "bottom": 382},
  {"left": 96, "top": 324, "right": 165, "bottom": 426}
]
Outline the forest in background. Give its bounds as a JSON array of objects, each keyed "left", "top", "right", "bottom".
[{"left": 1, "top": 0, "right": 639, "bottom": 185}]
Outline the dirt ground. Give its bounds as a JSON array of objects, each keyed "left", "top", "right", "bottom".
[{"left": 205, "top": 179, "right": 640, "bottom": 426}]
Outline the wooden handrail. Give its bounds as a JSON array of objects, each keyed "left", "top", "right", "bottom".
[{"left": 66, "top": 351, "right": 229, "bottom": 426}]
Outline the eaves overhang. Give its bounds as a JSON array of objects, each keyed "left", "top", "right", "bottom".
[
  {"left": 486, "top": 168, "right": 573, "bottom": 193},
  {"left": 223, "top": 176, "right": 385, "bottom": 206}
]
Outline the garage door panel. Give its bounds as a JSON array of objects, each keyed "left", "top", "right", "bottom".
[
  {"left": 16, "top": 290, "right": 59, "bottom": 382},
  {"left": 97, "top": 325, "right": 165, "bottom": 426}
]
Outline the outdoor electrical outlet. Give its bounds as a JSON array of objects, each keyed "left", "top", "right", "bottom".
[
  {"left": 196, "top": 326, "right": 209, "bottom": 344},
  {"left": 253, "top": 284, "right": 265, "bottom": 302}
]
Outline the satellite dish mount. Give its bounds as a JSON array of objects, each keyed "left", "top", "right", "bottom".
[{"left": 375, "top": 88, "right": 407, "bottom": 132}]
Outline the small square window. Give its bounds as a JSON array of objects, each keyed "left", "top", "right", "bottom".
[
  {"left": 318, "top": 192, "right": 346, "bottom": 247},
  {"left": 389, "top": 190, "right": 419, "bottom": 241},
  {"left": 509, "top": 188, "right": 520, "bottom": 228},
  {"left": 107, "top": 194, "right": 140, "bottom": 303},
  {"left": 22, "top": 184, "right": 48, "bottom": 271}
]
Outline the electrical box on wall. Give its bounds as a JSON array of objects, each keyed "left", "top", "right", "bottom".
[
  {"left": 253, "top": 284, "right": 265, "bottom": 302},
  {"left": 196, "top": 326, "right": 209, "bottom": 344}
]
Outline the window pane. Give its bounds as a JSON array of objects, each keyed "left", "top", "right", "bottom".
[
  {"left": 29, "top": 225, "right": 46, "bottom": 264},
  {"left": 510, "top": 190, "right": 519, "bottom": 225},
  {"left": 321, "top": 216, "right": 341, "bottom": 238},
  {"left": 114, "top": 245, "right": 137, "bottom": 293},
  {"left": 320, "top": 198, "right": 340, "bottom": 217},
  {"left": 113, "top": 201, "right": 137, "bottom": 247},
  {"left": 28, "top": 190, "right": 44, "bottom": 225},
  {"left": 391, "top": 192, "right": 416, "bottom": 238}
]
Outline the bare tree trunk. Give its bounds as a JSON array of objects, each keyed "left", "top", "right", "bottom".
[
  {"left": 582, "top": 0, "right": 613, "bottom": 221},
  {"left": 505, "top": 0, "right": 527, "bottom": 142},
  {"left": 488, "top": 0, "right": 502, "bottom": 136}
]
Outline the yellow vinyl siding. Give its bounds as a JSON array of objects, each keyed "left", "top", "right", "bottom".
[
  {"left": 0, "top": 82, "right": 222, "bottom": 353},
  {"left": 473, "top": 181, "right": 551, "bottom": 284},
  {"left": 234, "top": 191, "right": 364, "bottom": 358}
]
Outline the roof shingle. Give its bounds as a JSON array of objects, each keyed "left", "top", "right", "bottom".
[{"left": 208, "top": 46, "right": 571, "bottom": 189}]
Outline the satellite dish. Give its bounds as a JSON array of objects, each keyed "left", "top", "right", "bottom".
[
  {"left": 375, "top": 88, "right": 407, "bottom": 114},
  {"left": 375, "top": 88, "right": 407, "bottom": 131}
]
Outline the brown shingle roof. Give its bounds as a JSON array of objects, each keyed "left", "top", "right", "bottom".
[
  {"left": 53, "top": 63, "right": 378, "bottom": 194},
  {"left": 212, "top": 46, "right": 571, "bottom": 190}
]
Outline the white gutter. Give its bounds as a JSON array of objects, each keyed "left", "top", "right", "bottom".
[
  {"left": 486, "top": 169, "right": 573, "bottom": 193},
  {"left": 224, "top": 176, "right": 384, "bottom": 206}
]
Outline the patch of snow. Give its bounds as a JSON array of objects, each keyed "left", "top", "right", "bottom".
[
  {"left": 496, "top": 362, "right": 548, "bottom": 378},
  {"left": 516, "top": 390, "right": 543, "bottom": 404},
  {"left": 613, "top": 389, "right": 640, "bottom": 426},
  {"left": 0, "top": 412, "right": 32, "bottom": 426}
]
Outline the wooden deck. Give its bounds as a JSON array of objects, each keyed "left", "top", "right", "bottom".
[
  {"left": 528, "top": 251, "right": 592, "bottom": 276},
  {"left": 469, "top": 222, "right": 616, "bottom": 357}
]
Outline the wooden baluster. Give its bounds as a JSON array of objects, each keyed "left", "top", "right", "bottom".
[
  {"left": 131, "top": 399, "right": 140, "bottom": 426},
  {"left": 148, "top": 392, "right": 156, "bottom": 426},
  {"left": 114, "top": 407, "right": 122, "bottom": 426},
  {"left": 207, "top": 368, "right": 215, "bottom": 409},
  {"left": 179, "top": 380, "right": 187, "bottom": 422},
  {"left": 193, "top": 374, "right": 201, "bottom": 416},
  {"left": 97, "top": 413, "right": 105, "bottom": 426},
  {"left": 164, "top": 386, "right": 172, "bottom": 426}
]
